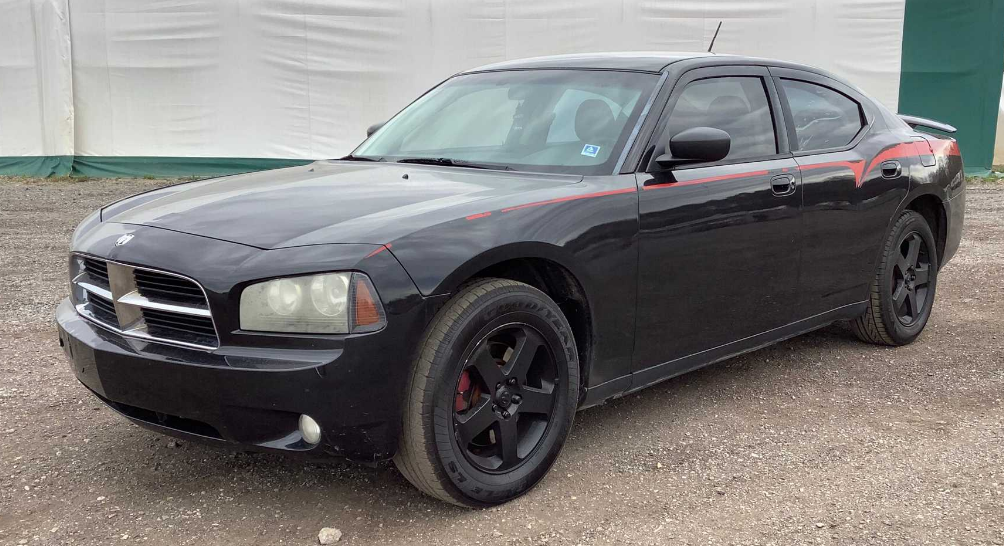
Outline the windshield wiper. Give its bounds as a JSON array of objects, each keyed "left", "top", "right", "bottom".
[
  {"left": 395, "top": 157, "right": 510, "bottom": 171},
  {"left": 340, "top": 154, "right": 382, "bottom": 162}
]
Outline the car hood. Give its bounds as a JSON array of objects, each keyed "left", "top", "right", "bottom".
[{"left": 104, "top": 161, "right": 581, "bottom": 249}]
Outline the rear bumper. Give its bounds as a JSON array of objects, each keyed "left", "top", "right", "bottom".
[
  {"left": 943, "top": 186, "right": 965, "bottom": 267},
  {"left": 57, "top": 297, "right": 427, "bottom": 462}
]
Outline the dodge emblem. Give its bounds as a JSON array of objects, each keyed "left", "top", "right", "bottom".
[{"left": 115, "top": 234, "right": 134, "bottom": 246}]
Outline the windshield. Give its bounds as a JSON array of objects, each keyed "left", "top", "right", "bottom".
[{"left": 351, "top": 70, "right": 661, "bottom": 175}]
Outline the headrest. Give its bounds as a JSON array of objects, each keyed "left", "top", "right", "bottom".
[{"left": 574, "top": 99, "right": 615, "bottom": 142}]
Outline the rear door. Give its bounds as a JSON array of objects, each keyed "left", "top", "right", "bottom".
[
  {"left": 771, "top": 68, "right": 911, "bottom": 315},
  {"left": 633, "top": 65, "right": 802, "bottom": 377}
]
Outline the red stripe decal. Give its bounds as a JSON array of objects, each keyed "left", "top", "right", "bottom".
[
  {"left": 798, "top": 160, "right": 865, "bottom": 187},
  {"left": 465, "top": 212, "right": 492, "bottom": 221},
  {"left": 799, "top": 138, "right": 959, "bottom": 189},
  {"left": 929, "top": 138, "right": 961, "bottom": 157},
  {"left": 364, "top": 244, "right": 392, "bottom": 258},
  {"left": 499, "top": 187, "right": 636, "bottom": 213},
  {"left": 643, "top": 169, "right": 770, "bottom": 190},
  {"left": 861, "top": 142, "right": 919, "bottom": 184}
]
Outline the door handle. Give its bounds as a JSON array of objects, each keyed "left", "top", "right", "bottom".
[
  {"left": 770, "top": 174, "right": 796, "bottom": 196},
  {"left": 881, "top": 160, "right": 902, "bottom": 178}
]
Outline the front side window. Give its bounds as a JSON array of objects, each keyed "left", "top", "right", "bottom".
[
  {"left": 780, "top": 79, "right": 864, "bottom": 152},
  {"left": 352, "top": 70, "right": 660, "bottom": 175},
  {"left": 664, "top": 76, "right": 777, "bottom": 161}
]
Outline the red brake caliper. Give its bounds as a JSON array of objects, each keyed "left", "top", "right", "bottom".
[{"left": 455, "top": 370, "right": 472, "bottom": 412}]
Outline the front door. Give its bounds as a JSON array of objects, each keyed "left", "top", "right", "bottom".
[{"left": 633, "top": 66, "right": 803, "bottom": 378}]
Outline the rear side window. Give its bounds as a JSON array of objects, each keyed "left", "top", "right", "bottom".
[
  {"left": 665, "top": 76, "right": 777, "bottom": 161},
  {"left": 780, "top": 79, "right": 864, "bottom": 152}
]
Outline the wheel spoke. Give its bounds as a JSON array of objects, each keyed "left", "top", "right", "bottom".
[
  {"left": 906, "top": 288, "right": 920, "bottom": 318},
  {"left": 455, "top": 396, "right": 496, "bottom": 447},
  {"left": 517, "top": 383, "right": 554, "bottom": 415},
  {"left": 894, "top": 255, "right": 910, "bottom": 276},
  {"left": 503, "top": 329, "right": 543, "bottom": 382},
  {"left": 904, "top": 234, "right": 921, "bottom": 267},
  {"left": 497, "top": 418, "right": 519, "bottom": 467},
  {"left": 892, "top": 282, "right": 908, "bottom": 312},
  {"left": 914, "top": 264, "right": 930, "bottom": 287},
  {"left": 469, "top": 343, "right": 504, "bottom": 388}
]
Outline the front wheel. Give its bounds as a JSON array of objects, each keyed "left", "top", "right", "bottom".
[
  {"left": 852, "top": 209, "right": 939, "bottom": 346},
  {"left": 394, "top": 279, "right": 579, "bottom": 507}
]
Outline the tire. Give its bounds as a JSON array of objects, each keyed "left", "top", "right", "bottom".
[
  {"left": 394, "top": 278, "right": 579, "bottom": 507},
  {"left": 851, "top": 210, "right": 939, "bottom": 346}
]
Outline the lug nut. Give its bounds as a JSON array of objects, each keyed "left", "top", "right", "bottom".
[
  {"left": 501, "top": 410, "right": 511, "bottom": 419},
  {"left": 507, "top": 378, "right": 517, "bottom": 386},
  {"left": 496, "top": 382, "right": 502, "bottom": 390},
  {"left": 492, "top": 404, "right": 499, "bottom": 412},
  {"left": 512, "top": 394, "right": 522, "bottom": 404}
]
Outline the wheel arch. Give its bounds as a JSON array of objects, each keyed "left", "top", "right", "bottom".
[
  {"left": 902, "top": 191, "right": 948, "bottom": 268},
  {"left": 434, "top": 243, "right": 594, "bottom": 399}
]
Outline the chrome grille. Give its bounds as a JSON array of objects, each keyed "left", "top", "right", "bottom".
[
  {"left": 71, "top": 255, "right": 219, "bottom": 350},
  {"left": 82, "top": 257, "right": 110, "bottom": 286},
  {"left": 86, "top": 291, "right": 118, "bottom": 324},
  {"left": 142, "top": 308, "right": 217, "bottom": 341},
  {"left": 135, "top": 269, "right": 207, "bottom": 306}
]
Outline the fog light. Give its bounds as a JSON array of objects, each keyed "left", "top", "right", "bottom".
[{"left": 299, "top": 414, "right": 322, "bottom": 445}]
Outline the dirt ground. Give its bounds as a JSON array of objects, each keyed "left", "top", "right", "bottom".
[{"left": 1, "top": 176, "right": 1002, "bottom": 546}]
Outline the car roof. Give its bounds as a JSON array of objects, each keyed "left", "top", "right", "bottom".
[
  {"left": 464, "top": 52, "right": 718, "bottom": 73},
  {"left": 462, "top": 52, "right": 836, "bottom": 78}
]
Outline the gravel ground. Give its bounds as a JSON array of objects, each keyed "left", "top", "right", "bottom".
[{"left": 1, "top": 176, "right": 1002, "bottom": 546}]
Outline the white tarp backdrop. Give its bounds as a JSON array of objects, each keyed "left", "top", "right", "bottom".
[
  {"left": 0, "top": 0, "right": 73, "bottom": 158},
  {"left": 3, "top": 0, "right": 908, "bottom": 161}
]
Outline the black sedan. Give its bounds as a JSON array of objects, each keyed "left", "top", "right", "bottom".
[{"left": 57, "top": 52, "right": 965, "bottom": 507}]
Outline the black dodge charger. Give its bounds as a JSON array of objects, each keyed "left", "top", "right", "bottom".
[{"left": 57, "top": 52, "right": 965, "bottom": 507}]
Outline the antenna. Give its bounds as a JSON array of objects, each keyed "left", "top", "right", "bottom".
[{"left": 707, "top": 21, "right": 722, "bottom": 53}]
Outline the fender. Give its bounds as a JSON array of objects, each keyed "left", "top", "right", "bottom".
[
  {"left": 408, "top": 240, "right": 606, "bottom": 402},
  {"left": 890, "top": 186, "right": 953, "bottom": 268},
  {"left": 872, "top": 135, "right": 962, "bottom": 273},
  {"left": 432, "top": 241, "right": 593, "bottom": 299}
]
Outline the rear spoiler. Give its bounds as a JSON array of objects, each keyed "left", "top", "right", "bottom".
[{"left": 899, "top": 114, "right": 957, "bottom": 134}]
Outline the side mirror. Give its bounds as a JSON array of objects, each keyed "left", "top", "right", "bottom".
[
  {"left": 655, "top": 127, "right": 731, "bottom": 167},
  {"left": 366, "top": 121, "right": 385, "bottom": 138}
]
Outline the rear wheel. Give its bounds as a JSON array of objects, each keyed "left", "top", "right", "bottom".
[
  {"left": 394, "top": 279, "right": 578, "bottom": 507},
  {"left": 852, "top": 210, "right": 939, "bottom": 346}
]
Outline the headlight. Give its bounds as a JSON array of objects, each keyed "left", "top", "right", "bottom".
[{"left": 239, "top": 272, "right": 386, "bottom": 334}]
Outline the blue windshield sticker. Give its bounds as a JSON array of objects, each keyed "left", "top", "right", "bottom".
[{"left": 581, "top": 144, "right": 600, "bottom": 157}]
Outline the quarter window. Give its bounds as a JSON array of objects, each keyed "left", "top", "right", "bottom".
[
  {"left": 780, "top": 79, "right": 864, "bottom": 151},
  {"left": 665, "top": 76, "right": 777, "bottom": 161}
]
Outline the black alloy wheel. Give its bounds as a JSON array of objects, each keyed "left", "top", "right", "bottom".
[
  {"left": 852, "top": 209, "right": 939, "bottom": 346},
  {"left": 890, "top": 231, "right": 932, "bottom": 326},
  {"left": 452, "top": 324, "right": 558, "bottom": 473},
  {"left": 394, "top": 279, "right": 578, "bottom": 507}
]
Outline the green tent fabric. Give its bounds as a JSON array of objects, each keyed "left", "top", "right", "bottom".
[
  {"left": 0, "top": 156, "right": 309, "bottom": 178},
  {"left": 898, "top": 0, "right": 1004, "bottom": 175},
  {"left": 0, "top": 156, "right": 72, "bottom": 177},
  {"left": 69, "top": 157, "right": 311, "bottom": 178}
]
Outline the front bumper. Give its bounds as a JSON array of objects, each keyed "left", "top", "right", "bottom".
[
  {"left": 59, "top": 222, "right": 440, "bottom": 461},
  {"left": 57, "top": 298, "right": 422, "bottom": 461}
]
